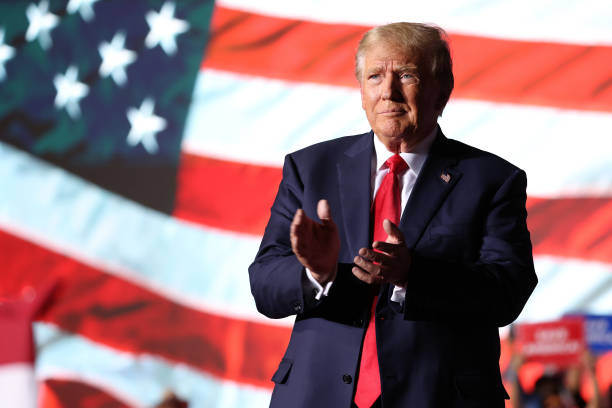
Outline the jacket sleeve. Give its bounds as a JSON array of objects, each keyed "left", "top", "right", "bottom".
[
  {"left": 403, "top": 168, "right": 538, "bottom": 327},
  {"left": 248, "top": 153, "right": 311, "bottom": 319}
]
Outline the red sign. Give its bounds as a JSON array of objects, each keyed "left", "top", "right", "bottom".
[{"left": 517, "top": 319, "right": 585, "bottom": 367}]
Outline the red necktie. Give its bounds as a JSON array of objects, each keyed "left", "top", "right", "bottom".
[{"left": 354, "top": 154, "right": 407, "bottom": 408}]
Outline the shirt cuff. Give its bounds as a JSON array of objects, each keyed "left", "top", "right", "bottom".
[
  {"left": 304, "top": 268, "right": 334, "bottom": 300},
  {"left": 390, "top": 285, "right": 406, "bottom": 304}
]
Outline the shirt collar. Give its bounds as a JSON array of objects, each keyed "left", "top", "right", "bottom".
[{"left": 372, "top": 126, "right": 438, "bottom": 176}]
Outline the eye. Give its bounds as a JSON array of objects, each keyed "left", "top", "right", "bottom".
[
  {"left": 368, "top": 74, "right": 380, "bottom": 80},
  {"left": 400, "top": 73, "right": 417, "bottom": 82}
]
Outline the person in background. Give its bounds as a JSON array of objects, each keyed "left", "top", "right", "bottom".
[
  {"left": 153, "top": 391, "right": 188, "bottom": 408},
  {"left": 565, "top": 351, "right": 601, "bottom": 408},
  {"left": 506, "top": 342, "right": 601, "bottom": 408}
]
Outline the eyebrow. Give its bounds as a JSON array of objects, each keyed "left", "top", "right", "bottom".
[
  {"left": 366, "top": 64, "right": 418, "bottom": 75},
  {"left": 393, "top": 64, "right": 419, "bottom": 73}
]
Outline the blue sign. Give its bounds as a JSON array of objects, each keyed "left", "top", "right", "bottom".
[{"left": 584, "top": 315, "right": 612, "bottom": 354}]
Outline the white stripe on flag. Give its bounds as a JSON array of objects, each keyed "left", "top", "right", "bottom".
[
  {"left": 216, "top": 0, "right": 612, "bottom": 45},
  {"left": 518, "top": 256, "right": 612, "bottom": 323},
  {"left": 183, "top": 69, "right": 612, "bottom": 197}
]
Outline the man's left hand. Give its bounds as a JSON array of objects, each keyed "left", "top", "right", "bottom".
[{"left": 352, "top": 219, "right": 412, "bottom": 286}]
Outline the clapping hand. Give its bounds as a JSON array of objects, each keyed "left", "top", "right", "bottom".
[
  {"left": 352, "top": 219, "right": 412, "bottom": 286},
  {"left": 290, "top": 199, "right": 340, "bottom": 285}
]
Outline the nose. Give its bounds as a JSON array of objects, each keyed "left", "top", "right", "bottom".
[{"left": 381, "top": 74, "right": 401, "bottom": 101}]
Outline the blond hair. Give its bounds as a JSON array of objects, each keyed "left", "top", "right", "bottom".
[{"left": 355, "top": 22, "right": 454, "bottom": 109}]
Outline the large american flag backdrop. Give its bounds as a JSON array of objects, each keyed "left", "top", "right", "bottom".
[{"left": 0, "top": 0, "right": 611, "bottom": 406}]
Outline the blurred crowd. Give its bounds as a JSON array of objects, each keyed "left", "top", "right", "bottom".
[
  {"left": 153, "top": 391, "right": 188, "bottom": 408},
  {"left": 505, "top": 340, "right": 611, "bottom": 408}
]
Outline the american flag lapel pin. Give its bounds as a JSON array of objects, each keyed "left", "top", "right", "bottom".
[{"left": 440, "top": 172, "right": 451, "bottom": 183}]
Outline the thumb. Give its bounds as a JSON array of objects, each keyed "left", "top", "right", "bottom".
[
  {"left": 317, "top": 199, "right": 334, "bottom": 222},
  {"left": 383, "top": 219, "right": 404, "bottom": 244}
]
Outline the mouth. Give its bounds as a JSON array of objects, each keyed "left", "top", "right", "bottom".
[{"left": 378, "top": 109, "right": 406, "bottom": 116}]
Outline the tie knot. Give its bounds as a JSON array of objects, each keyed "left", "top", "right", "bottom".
[{"left": 385, "top": 154, "right": 408, "bottom": 175}]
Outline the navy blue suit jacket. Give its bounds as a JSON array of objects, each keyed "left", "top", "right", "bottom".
[{"left": 249, "top": 129, "right": 537, "bottom": 407}]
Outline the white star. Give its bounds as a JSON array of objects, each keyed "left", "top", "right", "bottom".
[
  {"left": 66, "top": 0, "right": 100, "bottom": 22},
  {"left": 126, "top": 98, "right": 167, "bottom": 154},
  {"left": 98, "top": 32, "right": 137, "bottom": 86},
  {"left": 53, "top": 66, "right": 89, "bottom": 119},
  {"left": 145, "top": 2, "right": 189, "bottom": 56},
  {"left": 0, "top": 29, "right": 16, "bottom": 81},
  {"left": 25, "top": 0, "right": 59, "bottom": 50}
]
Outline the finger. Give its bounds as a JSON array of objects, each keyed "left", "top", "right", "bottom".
[
  {"left": 352, "top": 266, "right": 381, "bottom": 285},
  {"left": 353, "top": 255, "right": 381, "bottom": 276},
  {"left": 317, "top": 199, "right": 336, "bottom": 229},
  {"left": 291, "top": 210, "right": 312, "bottom": 251},
  {"left": 372, "top": 241, "right": 400, "bottom": 254},
  {"left": 358, "top": 247, "right": 387, "bottom": 263},
  {"left": 290, "top": 209, "right": 304, "bottom": 238},
  {"left": 317, "top": 199, "right": 331, "bottom": 220},
  {"left": 291, "top": 208, "right": 304, "bottom": 226},
  {"left": 383, "top": 219, "right": 405, "bottom": 244}
]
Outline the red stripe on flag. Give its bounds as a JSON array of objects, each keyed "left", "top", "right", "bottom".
[
  {"left": 528, "top": 196, "right": 612, "bottom": 265},
  {"left": 174, "top": 153, "right": 612, "bottom": 264},
  {"left": 39, "top": 379, "right": 130, "bottom": 408},
  {"left": 204, "top": 7, "right": 365, "bottom": 88},
  {"left": 174, "top": 153, "right": 282, "bottom": 235},
  {"left": 203, "top": 6, "right": 612, "bottom": 112},
  {"left": 0, "top": 229, "right": 290, "bottom": 389}
]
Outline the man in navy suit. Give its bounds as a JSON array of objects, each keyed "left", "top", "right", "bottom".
[{"left": 249, "top": 22, "right": 537, "bottom": 408}]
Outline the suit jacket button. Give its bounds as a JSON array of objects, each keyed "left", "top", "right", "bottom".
[
  {"left": 293, "top": 303, "right": 302, "bottom": 313},
  {"left": 342, "top": 374, "right": 352, "bottom": 384}
]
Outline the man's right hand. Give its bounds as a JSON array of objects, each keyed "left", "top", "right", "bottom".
[{"left": 290, "top": 199, "right": 340, "bottom": 285}]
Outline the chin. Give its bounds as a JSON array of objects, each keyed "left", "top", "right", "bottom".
[
  {"left": 377, "top": 132, "right": 403, "bottom": 143},
  {"left": 379, "top": 126, "right": 414, "bottom": 141}
]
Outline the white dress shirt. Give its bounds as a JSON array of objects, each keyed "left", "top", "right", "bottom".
[{"left": 304, "top": 127, "right": 437, "bottom": 304}]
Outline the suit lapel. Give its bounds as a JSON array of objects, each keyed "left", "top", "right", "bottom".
[
  {"left": 337, "top": 132, "right": 374, "bottom": 256},
  {"left": 399, "top": 130, "right": 463, "bottom": 249}
]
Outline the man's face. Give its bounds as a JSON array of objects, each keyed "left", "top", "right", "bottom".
[{"left": 360, "top": 42, "right": 441, "bottom": 152}]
